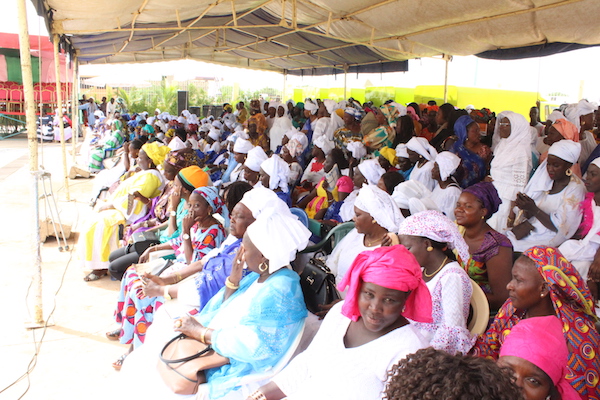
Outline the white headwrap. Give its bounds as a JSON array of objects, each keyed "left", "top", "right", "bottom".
[
  {"left": 168, "top": 136, "right": 186, "bottom": 151},
  {"left": 208, "top": 129, "right": 220, "bottom": 141},
  {"left": 547, "top": 111, "right": 565, "bottom": 124},
  {"left": 239, "top": 186, "right": 286, "bottom": 218},
  {"left": 566, "top": 99, "right": 599, "bottom": 131},
  {"left": 435, "top": 151, "right": 461, "bottom": 181},
  {"left": 548, "top": 139, "right": 581, "bottom": 164},
  {"left": 389, "top": 102, "right": 407, "bottom": 117},
  {"left": 304, "top": 101, "right": 318, "bottom": 115},
  {"left": 260, "top": 155, "right": 290, "bottom": 193},
  {"left": 286, "top": 130, "right": 309, "bottom": 157},
  {"left": 312, "top": 117, "right": 331, "bottom": 141},
  {"left": 313, "top": 135, "right": 335, "bottom": 155},
  {"left": 323, "top": 99, "right": 336, "bottom": 115},
  {"left": 212, "top": 120, "right": 223, "bottom": 130},
  {"left": 398, "top": 210, "right": 471, "bottom": 263},
  {"left": 576, "top": 99, "right": 598, "bottom": 117},
  {"left": 357, "top": 159, "right": 386, "bottom": 186},
  {"left": 147, "top": 116, "right": 156, "bottom": 125},
  {"left": 233, "top": 138, "right": 254, "bottom": 154},
  {"left": 246, "top": 206, "right": 311, "bottom": 273},
  {"left": 407, "top": 137, "right": 437, "bottom": 161},
  {"left": 347, "top": 141, "right": 367, "bottom": 160},
  {"left": 391, "top": 180, "right": 433, "bottom": 209},
  {"left": 354, "top": 185, "right": 403, "bottom": 232},
  {"left": 245, "top": 146, "right": 268, "bottom": 172},
  {"left": 395, "top": 143, "right": 409, "bottom": 159},
  {"left": 591, "top": 157, "right": 600, "bottom": 170}
]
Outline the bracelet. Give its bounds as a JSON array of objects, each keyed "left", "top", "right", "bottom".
[
  {"left": 143, "top": 221, "right": 149, "bottom": 228},
  {"left": 200, "top": 327, "right": 209, "bottom": 344},
  {"left": 174, "top": 271, "right": 183, "bottom": 283},
  {"left": 163, "top": 285, "right": 172, "bottom": 301},
  {"left": 225, "top": 276, "right": 240, "bottom": 290},
  {"left": 249, "top": 390, "right": 267, "bottom": 400}
]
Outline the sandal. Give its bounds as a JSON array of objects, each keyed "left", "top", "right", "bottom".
[
  {"left": 84, "top": 270, "right": 107, "bottom": 282},
  {"left": 112, "top": 353, "right": 128, "bottom": 371},
  {"left": 105, "top": 329, "right": 122, "bottom": 341}
]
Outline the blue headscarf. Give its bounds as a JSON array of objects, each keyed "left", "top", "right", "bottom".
[
  {"left": 192, "top": 186, "right": 229, "bottom": 227},
  {"left": 451, "top": 115, "right": 487, "bottom": 188}
]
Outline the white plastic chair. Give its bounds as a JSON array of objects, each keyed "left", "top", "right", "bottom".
[
  {"left": 196, "top": 320, "right": 307, "bottom": 399},
  {"left": 468, "top": 279, "right": 490, "bottom": 335}
]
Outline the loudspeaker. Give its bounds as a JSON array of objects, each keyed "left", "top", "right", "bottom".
[{"left": 177, "top": 91, "right": 188, "bottom": 115}]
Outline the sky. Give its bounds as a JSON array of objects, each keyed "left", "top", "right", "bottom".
[{"left": 3, "top": 1, "right": 600, "bottom": 104}]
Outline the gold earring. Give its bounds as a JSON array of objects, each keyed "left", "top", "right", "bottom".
[
  {"left": 481, "top": 215, "right": 485, "bottom": 220},
  {"left": 566, "top": 168, "right": 572, "bottom": 177},
  {"left": 426, "top": 246, "right": 433, "bottom": 252},
  {"left": 372, "top": 219, "right": 376, "bottom": 224},
  {"left": 258, "top": 261, "right": 268, "bottom": 272}
]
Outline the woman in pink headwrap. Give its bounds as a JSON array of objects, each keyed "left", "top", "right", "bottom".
[
  {"left": 254, "top": 245, "right": 432, "bottom": 400},
  {"left": 498, "top": 315, "right": 581, "bottom": 400}
]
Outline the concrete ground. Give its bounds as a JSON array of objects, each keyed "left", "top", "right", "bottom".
[{"left": 0, "top": 135, "right": 126, "bottom": 399}]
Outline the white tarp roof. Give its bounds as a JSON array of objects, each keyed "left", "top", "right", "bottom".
[{"left": 32, "top": 0, "right": 600, "bottom": 74}]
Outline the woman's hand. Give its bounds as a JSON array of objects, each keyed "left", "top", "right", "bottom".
[
  {"left": 170, "top": 185, "right": 182, "bottom": 207},
  {"left": 141, "top": 273, "right": 167, "bottom": 298},
  {"left": 173, "top": 315, "right": 205, "bottom": 341},
  {"left": 588, "top": 253, "right": 600, "bottom": 283},
  {"left": 230, "top": 245, "right": 245, "bottom": 283},
  {"left": 511, "top": 220, "right": 534, "bottom": 240},
  {"left": 182, "top": 210, "right": 195, "bottom": 233},
  {"left": 138, "top": 247, "right": 153, "bottom": 263},
  {"left": 381, "top": 233, "right": 399, "bottom": 247},
  {"left": 515, "top": 192, "right": 537, "bottom": 215}
]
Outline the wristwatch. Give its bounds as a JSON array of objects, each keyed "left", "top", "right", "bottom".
[
  {"left": 182, "top": 233, "right": 190, "bottom": 240},
  {"left": 169, "top": 210, "right": 176, "bottom": 217}
]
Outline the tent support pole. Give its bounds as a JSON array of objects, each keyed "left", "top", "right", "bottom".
[
  {"left": 283, "top": 70, "right": 287, "bottom": 101},
  {"left": 443, "top": 54, "right": 451, "bottom": 103},
  {"left": 17, "top": 0, "right": 44, "bottom": 328},
  {"left": 53, "top": 34, "right": 70, "bottom": 201},
  {"left": 71, "top": 55, "right": 79, "bottom": 164},
  {"left": 343, "top": 64, "right": 348, "bottom": 99}
]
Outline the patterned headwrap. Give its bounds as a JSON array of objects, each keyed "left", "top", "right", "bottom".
[
  {"left": 165, "top": 148, "right": 200, "bottom": 171},
  {"left": 354, "top": 185, "right": 403, "bottom": 233},
  {"left": 345, "top": 107, "right": 363, "bottom": 121},
  {"left": 380, "top": 104, "right": 400, "bottom": 128},
  {"left": 339, "top": 245, "right": 433, "bottom": 323},
  {"left": 463, "top": 181, "right": 502, "bottom": 219},
  {"left": 398, "top": 210, "right": 470, "bottom": 263},
  {"left": 141, "top": 142, "right": 170, "bottom": 167},
  {"left": 192, "top": 186, "right": 228, "bottom": 224},
  {"left": 178, "top": 166, "right": 209, "bottom": 192},
  {"left": 500, "top": 316, "right": 581, "bottom": 400}
]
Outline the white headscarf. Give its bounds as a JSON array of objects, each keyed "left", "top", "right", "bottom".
[
  {"left": 312, "top": 117, "right": 331, "bottom": 141},
  {"left": 314, "top": 135, "right": 335, "bottom": 155},
  {"left": 435, "top": 151, "right": 461, "bottom": 181},
  {"left": 524, "top": 140, "right": 581, "bottom": 195},
  {"left": 260, "top": 155, "right": 290, "bottom": 193},
  {"left": 208, "top": 129, "right": 220, "bottom": 141},
  {"left": 357, "top": 159, "right": 386, "bottom": 186},
  {"left": 398, "top": 210, "right": 470, "bottom": 263},
  {"left": 567, "top": 99, "right": 599, "bottom": 131},
  {"left": 391, "top": 180, "right": 433, "bottom": 209},
  {"left": 354, "top": 185, "right": 403, "bottom": 232},
  {"left": 286, "top": 129, "right": 309, "bottom": 157},
  {"left": 246, "top": 206, "right": 311, "bottom": 273},
  {"left": 547, "top": 110, "right": 565, "bottom": 123},
  {"left": 323, "top": 99, "right": 336, "bottom": 116},
  {"left": 239, "top": 186, "right": 286, "bottom": 218},
  {"left": 245, "top": 146, "right": 268, "bottom": 172},
  {"left": 168, "top": 136, "right": 186, "bottom": 151},
  {"left": 395, "top": 143, "right": 409, "bottom": 159},
  {"left": 407, "top": 137, "right": 437, "bottom": 161},
  {"left": 347, "top": 141, "right": 367, "bottom": 160},
  {"left": 304, "top": 101, "right": 318, "bottom": 115},
  {"left": 233, "top": 138, "right": 254, "bottom": 154}
]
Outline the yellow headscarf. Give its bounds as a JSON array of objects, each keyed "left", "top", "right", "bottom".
[
  {"left": 142, "top": 142, "right": 170, "bottom": 167},
  {"left": 379, "top": 146, "right": 397, "bottom": 167}
]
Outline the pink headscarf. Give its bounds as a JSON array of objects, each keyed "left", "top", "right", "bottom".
[
  {"left": 338, "top": 245, "right": 433, "bottom": 323},
  {"left": 500, "top": 316, "right": 580, "bottom": 400},
  {"left": 552, "top": 118, "right": 579, "bottom": 142}
]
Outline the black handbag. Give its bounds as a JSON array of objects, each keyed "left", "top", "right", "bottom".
[
  {"left": 299, "top": 255, "right": 341, "bottom": 314},
  {"left": 131, "top": 230, "right": 160, "bottom": 254}
]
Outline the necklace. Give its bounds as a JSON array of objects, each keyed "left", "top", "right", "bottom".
[
  {"left": 424, "top": 256, "right": 449, "bottom": 278},
  {"left": 365, "top": 234, "right": 387, "bottom": 247}
]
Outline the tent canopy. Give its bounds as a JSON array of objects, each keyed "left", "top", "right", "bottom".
[{"left": 31, "top": 0, "right": 600, "bottom": 75}]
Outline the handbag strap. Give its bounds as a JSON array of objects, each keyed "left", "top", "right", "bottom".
[{"left": 159, "top": 333, "right": 213, "bottom": 364}]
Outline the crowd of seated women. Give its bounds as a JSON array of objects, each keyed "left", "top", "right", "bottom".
[{"left": 74, "top": 96, "right": 600, "bottom": 399}]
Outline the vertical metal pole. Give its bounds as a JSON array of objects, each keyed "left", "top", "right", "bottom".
[
  {"left": 53, "top": 34, "right": 70, "bottom": 201},
  {"left": 343, "top": 65, "right": 348, "bottom": 99},
  {"left": 17, "top": 0, "right": 43, "bottom": 326},
  {"left": 282, "top": 70, "right": 287, "bottom": 101},
  {"left": 71, "top": 55, "right": 79, "bottom": 164},
  {"left": 443, "top": 54, "right": 450, "bottom": 103}
]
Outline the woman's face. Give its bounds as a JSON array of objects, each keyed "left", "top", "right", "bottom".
[
  {"left": 137, "top": 149, "right": 153, "bottom": 170},
  {"left": 455, "top": 192, "right": 486, "bottom": 227},
  {"left": 233, "top": 151, "right": 246, "bottom": 164},
  {"left": 323, "top": 153, "right": 336, "bottom": 173},
  {"left": 506, "top": 257, "right": 545, "bottom": 310},
  {"left": 398, "top": 235, "right": 428, "bottom": 266},
  {"left": 353, "top": 168, "right": 366, "bottom": 188},
  {"left": 129, "top": 146, "right": 140, "bottom": 160},
  {"left": 546, "top": 155, "right": 571, "bottom": 181},
  {"left": 229, "top": 203, "right": 255, "bottom": 239},
  {"left": 343, "top": 112, "right": 354, "bottom": 126},
  {"left": 467, "top": 122, "right": 481, "bottom": 143},
  {"left": 187, "top": 192, "right": 210, "bottom": 222},
  {"left": 259, "top": 169, "right": 270, "bottom": 188},
  {"left": 497, "top": 356, "right": 553, "bottom": 400},
  {"left": 407, "top": 149, "right": 420, "bottom": 164},
  {"left": 585, "top": 164, "right": 600, "bottom": 193},
  {"left": 376, "top": 177, "right": 387, "bottom": 193},
  {"left": 397, "top": 157, "right": 412, "bottom": 172},
  {"left": 277, "top": 106, "right": 285, "bottom": 118},
  {"left": 241, "top": 231, "right": 264, "bottom": 273},
  {"left": 374, "top": 109, "right": 387, "bottom": 125},
  {"left": 435, "top": 110, "right": 446, "bottom": 125},
  {"left": 498, "top": 117, "right": 512, "bottom": 139},
  {"left": 358, "top": 282, "right": 408, "bottom": 333},
  {"left": 378, "top": 155, "right": 391, "bottom": 171},
  {"left": 162, "top": 162, "right": 178, "bottom": 182},
  {"left": 248, "top": 123, "right": 258, "bottom": 134},
  {"left": 353, "top": 206, "right": 375, "bottom": 234},
  {"left": 243, "top": 166, "right": 259, "bottom": 185},
  {"left": 304, "top": 109, "right": 311, "bottom": 119},
  {"left": 543, "top": 126, "right": 564, "bottom": 146}
]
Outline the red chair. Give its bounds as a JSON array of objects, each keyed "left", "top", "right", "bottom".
[
  {"left": 8, "top": 89, "right": 23, "bottom": 112},
  {"left": 42, "top": 90, "right": 53, "bottom": 103},
  {"left": 0, "top": 88, "right": 9, "bottom": 101}
]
